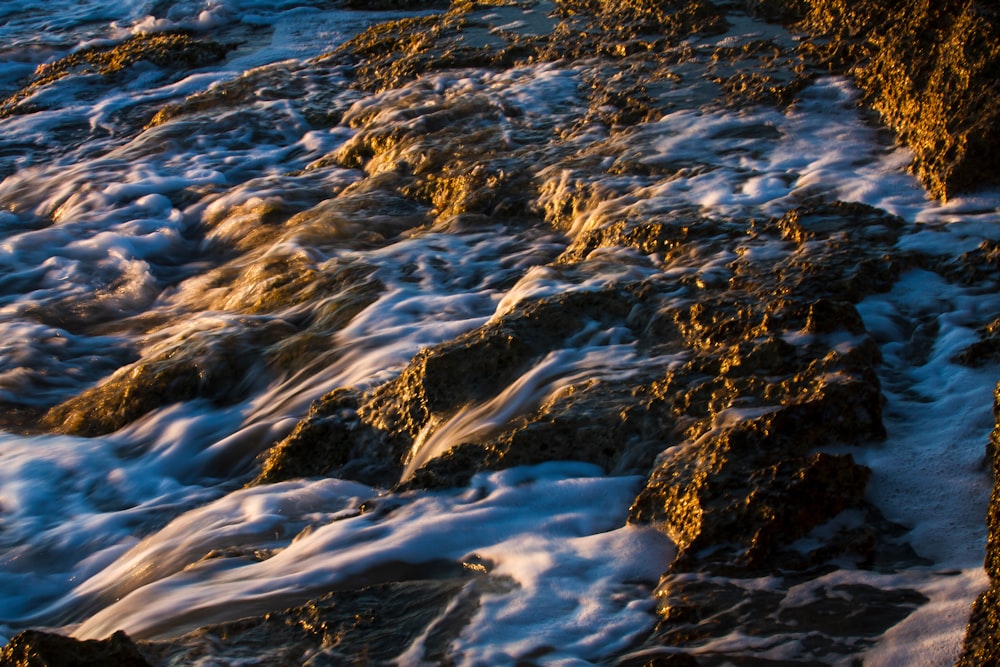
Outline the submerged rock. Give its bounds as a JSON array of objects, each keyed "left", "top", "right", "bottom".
[
  {"left": 41, "top": 320, "right": 293, "bottom": 436},
  {"left": 138, "top": 573, "right": 506, "bottom": 666}
]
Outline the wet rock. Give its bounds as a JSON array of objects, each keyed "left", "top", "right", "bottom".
[
  {"left": 956, "top": 380, "right": 1000, "bottom": 666},
  {"left": 149, "top": 60, "right": 361, "bottom": 128},
  {"left": 745, "top": 0, "right": 808, "bottom": 23},
  {"left": 630, "top": 418, "right": 874, "bottom": 571},
  {"left": 952, "top": 317, "right": 1000, "bottom": 368},
  {"left": 942, "top": 239, "right": 1000, "bottom": 286},
  {"left": 338, "top": 0, "right": 727, "bottom": 93},
  {"left": 42, "top": 320, "right": 293, "bottom": 436},
  {"left": 402, "top": 374, "right": 669, "bottom": 490},
  {"left": 334, "top": 92, "right": 539, "bottom": 227},
  {"left": 559, "top": 210, "right": 734, "bottom": 264},
  {"left": 711, "top": 37, "right": 811, "bottom": 107},
  {"left": 651, "top": 574, "right": 927, "bottom": 661},
  {"left": 0, "top": 629, "right": 151, "bottom": 667},
  {"left": 252, "top": 388, "right": 404, "bottom": 487},
  {"left": 793, "top": 0, "right": 1000, "bottom": 199},
  {"left": 773, "top": 200, "right": 905, "bottom": 246},
  {"left": 1, "top": 32, "right": 233, "bottom": 118},
  {"left": 138, "top": 576, "right": 495, "bottom": 666},
  {"left": 615, "top": 653, "right": 700, "bottom": 667},
  {"left": 345, "top": 0, "right": 450, "bottom": 8},
  {"left": 362, "top": 286, "right": 640, "bottom": 439}
]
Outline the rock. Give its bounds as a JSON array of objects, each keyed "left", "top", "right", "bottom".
[
  {"left": 361, "top": 287, "right": 640, "bottom": 440},
  {"left": 630, "top": 418, "right": 875, "bottom": 571},
  {"left": 333, "top": 92, "right": 539, "bottom": 227},
  {"left": 0, "top": 630, "right": 151, "bottom": 667},
  {"left": 338, "top": 0, "right": 727, "bottom": 93},
  {"left": 41, "top": 320, "right": 293, "bottom": 436},
  {"left": 651, "top": 575, "right": 927, "bottom": 655},
  {"left": 1, "top": 32, "right": 233, "bottom": 118},
  {"left": 952, "top": 317, "right": 1000, "bottom": 368},
  {"left": 139, "top": 576, "right": 493, "bottom": 666},
  {"left": 956, "top": 380, "right": 1000, "bottom": 666},
  {"left": 795, "top": 0, "right": 1000, "bottom": 199},
  {"left": 251, "top": 388, "right": 403, "bottom": 487}
]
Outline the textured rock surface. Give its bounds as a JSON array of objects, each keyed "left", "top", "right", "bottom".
[
  {"left": 794, "top": 0, "right": 1000, "bottom": 199},
  {"left": 10, "top": 0, "right": 998, "bottom": 663},
  {"left": 138, "top": 576, "right": 483, "bottom": 666},
  {"left": 1, "top": 33, "right": 233, "bottom": 118},
  {"left": 0, "top": 630, "right": 151, "bottom": 667},
  {"left": 956, "top": 381, "right": 1000, "bottom": 666}
]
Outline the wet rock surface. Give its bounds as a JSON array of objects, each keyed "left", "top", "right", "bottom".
[
  {"left": 792, "top": 0, "right": 1000, "bottom": 200},
  {"left": 8, "top": 0, "right": 998, "bottom": 664},
  {"left": 0, "top": 630, "right": 151, "bottom": 667},
  {"left": 957, "top": 381, "right": 1000, "bottom": 666},
  {"left": 0, "top": 32, "right": 234, "bottom": 119},
  {"left": 138, "top": 575, "right": 493, "bottom": 666}
]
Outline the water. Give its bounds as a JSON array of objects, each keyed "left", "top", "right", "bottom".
[{"left": 0, "top": 1, "right": 998, "bottom": 665}]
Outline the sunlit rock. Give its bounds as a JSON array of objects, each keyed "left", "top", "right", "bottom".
[
  {"left": 794, "top": 0, "right": 1000, "bottom": 199},
  {"left": 1, "top": 32, "right": 233, "bottom": 118},
  {"left": 41, "top": 321, "right": 293, "bottom": 436},
  {"left": 252, "top": 388, "right": 404, "bottom": 487}
]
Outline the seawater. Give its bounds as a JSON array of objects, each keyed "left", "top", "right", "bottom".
[{"left": 0, "top": 1, "right": 997, "bottom": 665}]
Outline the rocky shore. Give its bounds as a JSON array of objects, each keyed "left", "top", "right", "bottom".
[{"left": 1, "top": 0, "right": 998, "bottom": 665}]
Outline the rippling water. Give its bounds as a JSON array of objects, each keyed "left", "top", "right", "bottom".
[{"left": 0, "top": 1, "right": 998, "bottom": 665}]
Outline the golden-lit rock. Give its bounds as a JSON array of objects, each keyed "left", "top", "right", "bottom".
[{"left": 1, "top": 32, "right": 232, "bottom": 118}]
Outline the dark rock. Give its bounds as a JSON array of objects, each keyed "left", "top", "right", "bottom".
[
  {"left": 745, "top": 0, "right": 808, "bottom": 23},
  {"left": 630, "top": 417, "right": 874, "bottom": 571},
  {"left": 952, "top": 317, "right": 1000, "bottom": 368},
  {"left": 0, "top": 630, "right": 151, "bottom": 667},
  {"left": 138, "top": 576, "right": 497, "bottom": 666},
  {"left": 361, "top": 287, "right": 640, "bottom": 440},
  {"left": 401, "top": 374, "right": 669, "bottom": 490},
  {"left": 942, "top": 239, "right": 1000, "bottom": 286},
  {"left": 252, "top": 388, "right": 403, "bottom": 487},
  {"left": 957, "top": 380, "right": 1000, "bottom": 666},
  {"left": 615, "top": 652, "right": 701, "bottom": 667},
  {"left": 149, "top": 59, "right": 360, "bottom": 128},
  {"left": 652, "top": 574, "right": 927, "bottom": 658}
]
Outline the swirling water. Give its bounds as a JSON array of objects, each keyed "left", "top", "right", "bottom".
[{"left": 0, "top": 1, "right": 998, "bottom": 665}]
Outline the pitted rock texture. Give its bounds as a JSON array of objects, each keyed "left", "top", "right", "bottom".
[
  {"left": 0, "top": 33, "right": 234, "bottom": 118},
  {"left": 0, "top": 630, "right": 151, "bottom": 667},
  {"left": 956, "top": 380, "right": 1000, "bottom": 667},
  {"left": 793, "top": 0, "right": 1000, "bottom": 199}
]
